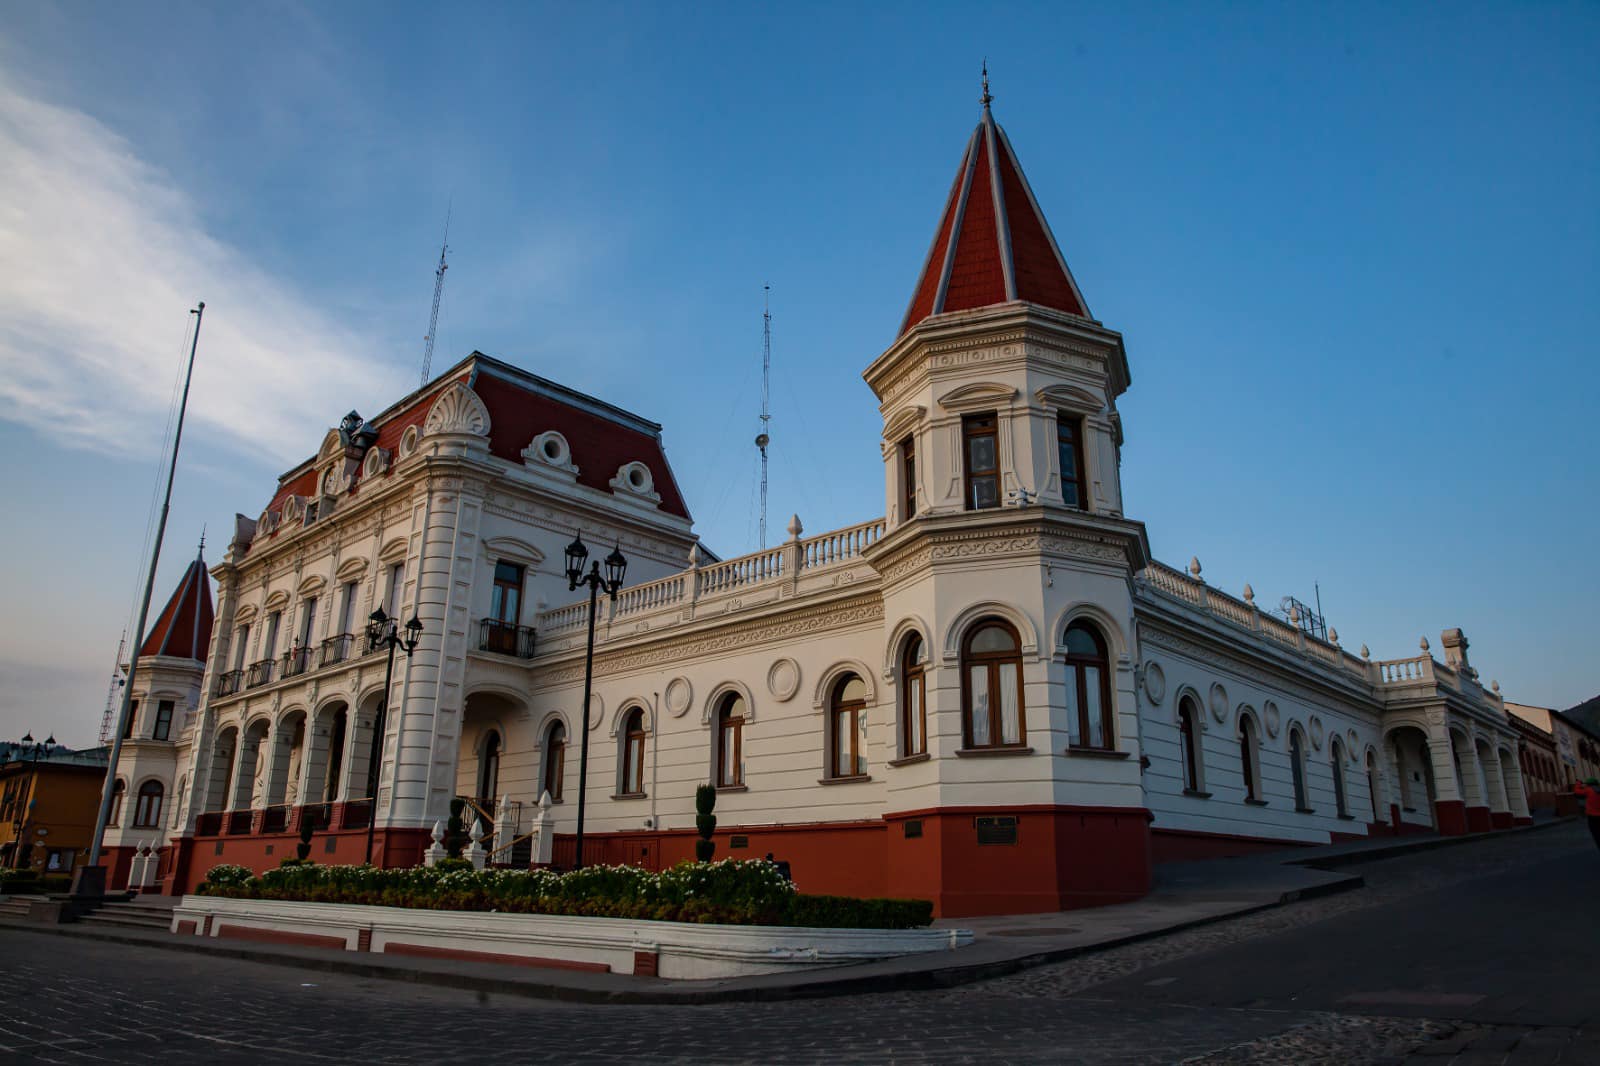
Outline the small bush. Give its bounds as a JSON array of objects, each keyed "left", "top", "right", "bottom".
[{"left": 431, "top": 857, "right": 472, "bottom": 874}]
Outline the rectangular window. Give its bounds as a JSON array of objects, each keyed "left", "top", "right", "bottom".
[
  {"left": 231, "top": 624, "right": 250, "bottom": 671},
  {"left": 900, "top": 435, "right": 916, "bottom": 520},
  {"left": 123, "top": 700, "right": 139, "bottom": 740},
  {"left": 907, "top": 675, "right": 926, "bottom": 757},
  {"left": 385, "top": 563, "right": 405, "bottom": 617},
  {"left": 967, "top": 666, "right": 990, "bottom": 746},
  {"left": 337, "top": 582, "right": 358, "bottom": 635},
  {"left": 490, "top": 561, "right": 523, "bottom": 624},
  {"left": 298, "top": 596, "right": 317, "bottom": 648},
  {"left": 962, "top": 413, "right": 999, "bottom": 510},
  {"left": 263, "top": 611, "right": 282, "bottom": 659},
  {"left": 1056, "top": 414, "right": 1087, "bottom": 509},
  {"left": 153, "top": 700, "right": 174, "bottom": 741}
]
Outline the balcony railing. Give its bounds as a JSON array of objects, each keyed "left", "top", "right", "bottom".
[
  {"left": 245, "top": 658, "right": 276, "bottom": 688},
  {"left": 341, "top": 798, "right": 373, "bottom": 830},
  {"left": 226, "top": 809, "right": 254, "bottom": 835},
  {"left": 261, "top": 805, "right": 290, "bottom": 833},
  {"left": 320, "top": 633, "right": 355, "bottom": 667},
  {"left": 195, "top": 811, "right": 224, "bottom": 835},
  {"left": 478, "top": 619, "right": 537, "bottom": 659},
  {"left": 282, "top": 645, "right": 313, "bottom": 679},
  {"left": 213, "top": 670, "right": 244, "bottom": 698}
]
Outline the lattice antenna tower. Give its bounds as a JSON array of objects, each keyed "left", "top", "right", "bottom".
[
  {"left": 419, "top": 205, "right": 451, "bottom": 387},
  {"left": 756, "top": 286, "right": 772, "bottom": 549},
  {"left": 98, "top": 630, "right": 128, "bottom": 744}
]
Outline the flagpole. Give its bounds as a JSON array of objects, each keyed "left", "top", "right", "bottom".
[{"left": 80, "top": 302, "right": 205, "bottom": 896}]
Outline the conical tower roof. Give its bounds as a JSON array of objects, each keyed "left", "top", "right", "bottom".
[
  {"left": 901, "top": 89, "right": 1090, "bottom": 336},
  {"left": 138, "top": 543, "right": 214, "bottom": 662}
]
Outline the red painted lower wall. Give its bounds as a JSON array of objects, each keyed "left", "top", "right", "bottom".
[
  {"left": 1434, "top": 799, "right": 1468, "bottom": 835},
  {"left": 1465, "top": 806, "right": 1493, "bottom": 833},
  {"left": 1150, "top": 828, "right": 1311, "bottom": 863},
  {"left": 168, "top": 827, "right": 430, "bottom": 895},
  {"left": 1490, "top": 811, "right": 1513, "bottom": 830}
]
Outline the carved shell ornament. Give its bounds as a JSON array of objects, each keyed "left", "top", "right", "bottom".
[{"left": 423, "top": 382, "right": 491, "bottom": 437}]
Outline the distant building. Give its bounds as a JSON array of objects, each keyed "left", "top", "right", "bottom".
[
  {"left": 1505, "top": 702, "right": 1600, "bottom": 815},
  {"left": 0, "top": 741, "right": 110, "bottom": 874},
  {"left": 118, "top": 93, "right": 1533, "bottom": 916}
]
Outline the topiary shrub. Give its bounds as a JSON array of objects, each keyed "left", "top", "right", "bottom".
[
  {"left": 295, "top": 812, "right": 315, "bottom": 862},
  {"left": 694, "top": 783, "right": 717, "bottom": 862},
  {"left": 446, "top": 798, "right": 467, "bottom": 858}
]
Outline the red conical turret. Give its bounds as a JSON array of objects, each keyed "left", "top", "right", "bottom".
[
  {"left": 138, "top": 542, "right": 214, "bottom": 662},
  {"left": 901, "top": 79, "right": 1090, "bottom": 337}
]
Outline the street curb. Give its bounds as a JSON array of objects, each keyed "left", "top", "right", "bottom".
[
  {"left": 0, "top": 875, "right": 1365, "bottom": 1005},
  {"left": 1290, "top": 817, "right": 1576, "bottom": 871}
]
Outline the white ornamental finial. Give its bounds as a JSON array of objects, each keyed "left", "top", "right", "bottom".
[
  {"left": 469, "top": 819, "right": 485, "bottom": 844},
  {"left": 1360, "top": 644, "right": 1370, "bottom": 659},
  {"left": 1492, "top": 679, "right": 1501, "bottom": 693},
  {"left": 1289, "top": 603, "right": 1301, "bottom": 624},
  {"left": 1188, "top": 556, "right": 1202, "bottom": 579},
  {"left": 539, "top": 790, "right": 553, "bottom": 811},
  {"left": 1419, "top": 635, "right": 1430, "bottom": 652},
  {"left": 787, "top": 513, "right": 803, "bottom": 539},
  {"left": 1329, "top": 627, "right": 1339, "bottom": 645},
  {"left": 1243, "top": 583, "right": 1255, "bottom": 604},
  {"left": 431, "top": 820, "right": 445, "bottom": 846},
  {"left": 688, "top": 542, "right": 701, "bottom": 565}
]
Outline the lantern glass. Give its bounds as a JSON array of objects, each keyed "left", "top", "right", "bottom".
[
  {"left": 564, "top": 535, "right": 589, "bottom": 586},
  {"left": 604, "top": 545, "right": 627, "bottom": 591}
]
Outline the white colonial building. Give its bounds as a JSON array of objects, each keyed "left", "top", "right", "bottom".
[{"left": 131, "top": 95, "right": 1531, "bottom": 916}]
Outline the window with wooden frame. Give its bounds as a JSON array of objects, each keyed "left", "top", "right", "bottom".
[
  {"left": 231, "top": 624, "right": 250, "bottom": 671},
  {"left": 828, "top": 676, "right": 869, "bottom": 779},
  {"left": 1056, "top": 413, "right": 1087, "bottom": 509},
  {"left": 478, "top": 730, "right": 501, "bottom": 805},
  {"left": 1239, "top": 715, "right": 1263, "bottom": 802},
  {"left": 384, "top": 562, "right": 405, "bottom": 617},
  {"left": 490, "top": 561, "right": 523, "bottom": 624},
  {"left": 621, "top": 708, "right": 647, "bottom": 796},
  {"left": 1178, "top": 696, "right": 1204, "bottom": 792},
  {"left": 900, "top": 435, "right": 917, "bottom": 520},
  {"left": 961, "top": 620, "right": 1025, "bottom": 748},
  {"left": 541, "top": 722, "right": 565, "bottom": 802},
  {"left": 109, "top": 779, "right": 126, "bottom": 826},
  {"left": 962, "top": 413, "right": 1000, "bottom": 510},
  {"left": 153, "top": 700, "right": 174, "bottom": 741},
  {"left": 1064, "top": 623, "right": 1114, "bottom": 750},
  {"left": 1290, "top": 728, "right": 1310, "bottom": 810},
  {"left": 901, "top": 634, "right": 927, "bottom": 758},
  {"left": 716, "top": 693, "right": 746, "bottom": 788},
  {"left": 133, "top": 780, "right": 164, "bottom": 828}
]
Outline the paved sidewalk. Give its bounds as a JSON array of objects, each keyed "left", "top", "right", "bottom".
[{"left": 0, "top": 816, "right": 1569, "bottom": 1005}]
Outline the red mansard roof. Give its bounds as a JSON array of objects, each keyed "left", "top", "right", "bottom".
[
  {"left": 900, "top": 102, "right": 1091, "bottom": 336},
  {"left": 138, "top": 549, "right": 214, "bottom": 662}
]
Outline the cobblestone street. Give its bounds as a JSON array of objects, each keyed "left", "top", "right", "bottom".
[{"left": 1, "top": 824, "right": 1593, "bottom": 1065}]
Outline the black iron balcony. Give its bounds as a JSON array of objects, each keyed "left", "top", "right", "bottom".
[
  {"left": 261, "top": 805, "right": 290, "bottom": 833},
  {"left": 478, "top": 619, "right": 537, "bottom": 659},
  {"left": 282, "top": 645, "right": 313, "bottom": 679},
  {"left": 319, "top": 633, "right": 354, "bottom": 667},
  {"left": 213, "top": 670, "right": 244, "bottom": 697},
  {"left": 195, "top": 811, "right": 224, "bottom": 835},
  {"left": 226, "top": 809, "right": 255, "bottom": 835},
  {"left": 245, "top": 659, "right": 276, "bottom": 688},
  {"left": 340, "top": 798, "right": 373, "bottom": 830}
]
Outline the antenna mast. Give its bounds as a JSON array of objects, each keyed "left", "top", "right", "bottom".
[
  {"left": 420, "top": 206, "right": 451, "bottom": 387},
  {"left": 98, "top": 631, "right": 128, "bottom": 744},
  {"left": 756, "top": 286, "right": 772, "bottom": 549}
]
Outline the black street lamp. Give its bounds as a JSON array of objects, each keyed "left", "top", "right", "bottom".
[
  {"left": 363, "top": 607, "right": 422, "bottom": 866},
  {"left": 564, "top": 533, "right": 626, "bottom": 869},
  {"left": 10, "top": 732, "right": 56, "bottom": 869}
]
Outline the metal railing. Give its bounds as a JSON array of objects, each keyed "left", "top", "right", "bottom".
[
  {"left": 261, "top": 804, "right": 290, "bottom": 833},
  {"left": 320, "top": 633, "right": 355, "bottom": 667},
  {"left": 226, "top": 809, "right": 254, "bottom": 835},
  {"left": 246, "top": 659, "right": 276, "bottom": 688},
  {"left": 195, "top": 811, "right": 224, "bottom": 835},
  {"left": 341, "top": 798, "right": 373, "bottom": 830},
  {"left": 477, "top": 619, "right": 536, "bottom": 659},
  {"left": 282, "top": 645, "right": 313, "bottom": 679},
  {"left": 213, "top": 670, "right": 244, "bottom": 697}
]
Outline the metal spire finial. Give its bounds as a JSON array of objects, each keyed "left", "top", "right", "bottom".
[
  {"left": 980, "top": 59, "right": 993, "bottom": 112},
  {"left": 198, "top": 525, "right": 206, "bottom": 555}
]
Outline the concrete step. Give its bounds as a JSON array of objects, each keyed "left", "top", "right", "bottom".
[{"left": 76, "top": 911, "right": 173, "bottom": 932}]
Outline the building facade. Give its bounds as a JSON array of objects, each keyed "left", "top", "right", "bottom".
[
  {"left": 133, "top": 97, "right": 1533, "bottom": 916},
  {"left": 1, "top": 742, "right": 111, "bottom": 876},
  {"left": 1506, "top": 702, "right": 1600, "bottom": 816}
]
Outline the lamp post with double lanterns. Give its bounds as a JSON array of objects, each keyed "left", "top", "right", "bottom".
[
  {"left": 363, "top": 607, "right": 422, "bottom": 866},
  {"left": 8, "top": 732, "right": 56, "bottom": 870},
  {"left": 564, "top": 533, "right": 627, "bottom": 870}
]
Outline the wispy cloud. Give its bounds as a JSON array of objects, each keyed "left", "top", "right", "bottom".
[{"left": 0, "top": 71, "right": 408, "bottom": 464}]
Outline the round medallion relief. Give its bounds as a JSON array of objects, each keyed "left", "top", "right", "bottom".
[
  {"left": 664, "top": 677, "right": 692, "bottom": 718},
  {"left": 1347, "top": 728, "right": 1360, "bottom": 760},
  {"left": 1142, "top": 662, "right": 1166, "bottom": 706},
  {"left": 1309, "top": 716, "right": 1325, "bottom": 750},
  {"left": 1208, "top": 682, "right": 1228, "bottom": 723},
  {"left": 1263, "top": 700, "right": 1281, "bottom": 739},
  {"left": 767, "top": 658, "right": 801, "bottom": 702}
]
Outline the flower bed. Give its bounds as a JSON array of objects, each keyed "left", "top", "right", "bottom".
[{"left": 197, "top": 858, "right": 934, "bottom": 930}]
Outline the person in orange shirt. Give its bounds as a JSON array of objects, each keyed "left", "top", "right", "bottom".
[{"left": 1576, "top": 777, "right": 1600, "bottom": 850}]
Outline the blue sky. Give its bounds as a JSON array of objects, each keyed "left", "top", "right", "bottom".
[{"left": 1, "top": 2, "right": 1595, "bottom": 746}]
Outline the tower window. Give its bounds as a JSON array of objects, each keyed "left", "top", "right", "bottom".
[
  {"left": 900, "top": 436, "right": 917, "bottom": 520},
  {"left": 1056, "top": 414, "right": 1087, "bottom": 509},
  {"left": 962, "top": 413, "right": 999, "bottom": 510}
]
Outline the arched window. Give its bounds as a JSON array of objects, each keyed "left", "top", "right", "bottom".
[
  {"left": 715, "top": 693, "right": 746, "bottom": 787},
  {"left": 478, "top": 730, "right": 501, "bottom": 805},
  {"left": 1064, "top": 622, "right": 1113, "bottom": 750},
  {"left": 1366, "top": 750, "right": 1381, "bottom": 822},
  {"left": 109, "top": 779, "right": 126, "bottom": 827},
  {"left": 133, "top": 781, "right": 163, "bottom": 828},
  {"left": 1178, "top": 696, "right": 1204, "bottom": 793},
  {"left": 1330, "top": 737, "right": 1348, "bottom": 817},
  {"left": 829, "top": 675, "right": 869, "bottom": 779},
  {"left": 171, "top": 775, "right": 187, "bottom": 830},
  {"left": 900, "top": 635, "right": 927, "bottom": 758},
  {"left": 541, "top": 722, "right": 566, "bottom": 802},
  {"left": 961, "top": 620, "right": 1025, "bottom": 749},
  {"left": 1239, "top": 716, "right": 1263, "bottom": 802},
  {"left": 620, "top": 709, "right": 647, "bottom": 796},
  {"left": 1289, "top": 728, "right": 1310, "bottom": 811}
]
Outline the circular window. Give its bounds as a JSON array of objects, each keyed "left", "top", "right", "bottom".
[
  {"left": 400, "top": 426, "right": 419, "bottom": 457},
  {"left": 629, "top": 467, "right": 647, "bottom": 489},
  {"left": 542, "top": 438, "right": 561, "bottom": 459}
]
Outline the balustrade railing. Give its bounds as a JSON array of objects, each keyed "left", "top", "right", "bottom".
[
  {"left": 698, "top": 546, "right": 786, "bottom": 595},
  {"left": 1377, "top": 656, "right": 1431, "bottom": 683}
]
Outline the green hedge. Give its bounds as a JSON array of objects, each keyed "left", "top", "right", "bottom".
[{"left": 196, "top": 858, "right": 933, "bottom": 930}]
